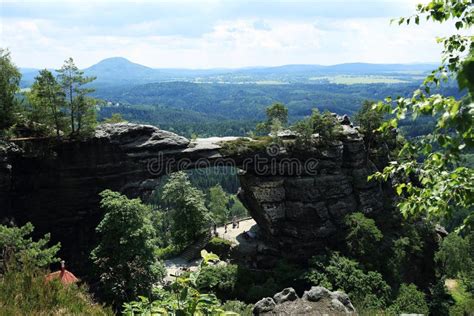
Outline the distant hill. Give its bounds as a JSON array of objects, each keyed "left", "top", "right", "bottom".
[{"left": 19, "top": 57, "right": 437, "bottom": 87}]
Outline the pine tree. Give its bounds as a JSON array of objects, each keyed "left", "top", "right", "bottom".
[
  {"left": 56, "top": 57, "right": 96, "bottom": 136},
  {"left": 27, "top": 69, "right": 66, "bottom": 137}
]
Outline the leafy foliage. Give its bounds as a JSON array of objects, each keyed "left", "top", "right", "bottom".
[
  {"left": 291, "top": 108, "right": 342, "bottom": 146},
  {"left": 388, "top": 283, "right": 429, "bottom": 315},
  {"left": 0, "top": 222, "right": 60, "bottom": 273},
  {"left": 304, "top": 253, "right": 390, "bottom": 310},
  {"left": 372, "top": 0, "right": 474, "bottom": 229},
  {"left": 27, "top": 69, "right": 66, "bottom": 137},
  {"left": 91, "top": 190, "right": 165, "bottom": 306},
  {"left": 205, "top": 237, "right": 233, "bottom": 259},
  {"left": 196, "top": 264, "right": 238, "bottom": 299},
  {"left": 102, "top": 113, "right": 127, "bottom": 124},
  {"left": 436, "top": 231, "right": 474, "bottom": 293},
  {"left": 162, "top": 172, "right": 210, "bottom": 249},
  {"left": 0, "top": 49, "right": 21, "bottom": 135},
  {"left": 256, "top": 102, "right": 288, "bottom": 135},
  {"left": 208, "top": 185, "right": 230, "bottom": 225},
  {"left": 123, "top": 252, "right": 236, "bottom": 316},
  {"left": 57, "top": 57, "right": 97, "bottom": 136},
  {"left": 344, "top": 212, "right": 383, "bottom": 268}
]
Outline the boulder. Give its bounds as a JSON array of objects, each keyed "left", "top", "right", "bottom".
[
  {"left": 253, "top": 297, "right": 276, "bottom": 314},
  {"left": 303, "top": 286, "right": 331, "bottom": 302},
  {"left": 273, "top": 287, "right": 298, "bottom": 304}
]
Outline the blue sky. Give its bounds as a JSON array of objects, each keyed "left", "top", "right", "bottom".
[{"left": 0, "top": 0, "right": 453, "bottom": 68}]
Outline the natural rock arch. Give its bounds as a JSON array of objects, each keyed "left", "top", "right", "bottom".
[{"left": 0, "top": 122, "right": 389, "bottom": 273}]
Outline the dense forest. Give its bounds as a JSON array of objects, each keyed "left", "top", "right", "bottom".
[{"left": 1, "top": 0, "right": 474, "bottom": 315}]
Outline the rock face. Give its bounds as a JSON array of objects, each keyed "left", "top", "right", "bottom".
[
  {"left": 238, "top": 124, "right": 387, "bottom": 258},
  {"left": 254, "top": 287, "right": 356, "bottom": 315},
  {"left": 0, "top": 122, "right": 388, "bottom": 274}
]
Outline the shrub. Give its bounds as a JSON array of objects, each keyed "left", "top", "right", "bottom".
[
  {"left": 344, "top": 212, "right": 383, "bottom": 269},
  {"left": 155, "top": 244, "right": 180, "bottom": 260},
  {"left": 305, "top": 253, "right": 390, "bottom": 309},
  {"left": 388, "top": 283, "right": 429, "bottom": 315},
  {"left": 221, "top": 300, "right": 253, "bottom": 316},
  {"left": 219, "top": 136, "right": 272, "bottom": 156},
  {"left": 291, "top": 108, "right": 343, "bottom": 147},
  {"left": 436, "top": 231, "right": 474, "bottom": 293},
  {"left": 205, "top": 237, "right": 233, "bottom": 259},
  {"left": 196, "top": 264, "right": 238, "bottom": 299}
]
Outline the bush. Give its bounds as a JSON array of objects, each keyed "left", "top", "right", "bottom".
[
  {"left": 436, "top": 231, "right": 474, "bottom": 294},
  {"left": 305, "top": 253, "right": 390, "bottom": 309},
  {"left": 388, "top": 283, "right": 429, "bottom": 315},
  {"left": 155, "top": 244, "right": 180, "bottom": 260},
  {"left": 205, "top": 237, "right": 233, "bottom": 259},
  {"left": 344, "top": 212, "right": 383, "bottom": 269},
  {"left": 196, "top": 264, "right": 238, "bottom": 299},
  {"left": 221, "top": 300, "right": 253, "bottom": 316},
  {"left": 291, "top": 108, "right": 342, "bottom": 147},
  {"left": 0, "top": 265, "right": 112, "bottom": 315}
]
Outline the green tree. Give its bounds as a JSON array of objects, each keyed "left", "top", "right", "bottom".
[
  {"left": 305, "top": 253, "right": 390, "bottom": 309},
  {"left": 0, "top": 49, "right": 21, "bottom": 135},
  {"left": 0, "top": 222, "right": 60, "bottom": 273},
  {"left": 344, "top": 212, "right": 383, "bottom": 268},
  {"left": 162, "top": 172, "right": 210, "bottom": 248},
  {"left": 208, "top": 184, "right": 229, "bottom": 225},
  {"left": 90, "top": 190, "right": 165, "bottom": 306},
  {"left": 436, "top": 231, "right": 474, "bottom": 292},
  {"left": 292, "top": 108, "right": 342, "bottom": 146},
  {"left": 56, "top": 57, "right": 96, "bottom": 136},
  {"left": 354, "top": 100, "right": 385, "bottom": 157},
  {"left": 256, "top": 102, "right": 288, "bottom": 135},
  {"left": 372, "top": 0, "right": 474, "bottom": 229},
  {"left": 229, "top": 195, "right": 248, "bottom": 219},
  {"left": 27, "top": 69, "right": 66, "bottom": 137},
  {"left": 388, "top": 283, "right": 429, "bottom": 315},
  {"left": 123, "top": 251, "right": 232, "bottom": 316},
  {"left": 102, "top": 113, "right": 127, "bottom": 124}
]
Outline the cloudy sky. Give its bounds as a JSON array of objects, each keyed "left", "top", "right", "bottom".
[{"left": 0, "top": 0, "right": 453, "bottom": 69}]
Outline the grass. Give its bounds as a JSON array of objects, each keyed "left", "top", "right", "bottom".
[
  {"left": 218, "top": 136, "right": 273, "bottom": 156},
  {"left": 0, "top": 266, "right": 113, "bottom": 316}
]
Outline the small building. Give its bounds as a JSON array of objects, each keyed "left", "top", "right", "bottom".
[{"left": 45, "top": 260, "right": 79, "bottom": 285}]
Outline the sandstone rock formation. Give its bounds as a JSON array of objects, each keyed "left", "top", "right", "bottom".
[
  {"left": 238, "top": 124, "right": 388, "bottom": 259},
  {"left": 253, "top": 286, "right": 356, "bottom": 315},
  {"left": 0, "top": 121, "right": 389, "bottom": 273}
]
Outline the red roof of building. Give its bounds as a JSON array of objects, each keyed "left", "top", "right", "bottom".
[{"left": 45, "top": 261, "right": 79, "bottom": 285}]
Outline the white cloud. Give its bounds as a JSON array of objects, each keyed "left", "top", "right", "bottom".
[{"left": 0, "top": 8, "right": 455, "bottom": 69}]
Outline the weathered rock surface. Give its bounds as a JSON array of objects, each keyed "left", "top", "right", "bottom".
[
  {"left": 238, "top": 123, "right": 388, "bottom": 258},
  {"left": 254, "top": 287, "right": 356, "bottom": 315},
  {"left": 0, "top": 121, "right": 388, "bottom": 273}
]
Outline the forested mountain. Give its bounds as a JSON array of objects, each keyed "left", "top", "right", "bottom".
[{"left": 20, "top": 58, "right": 437, "bottom": 87}]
